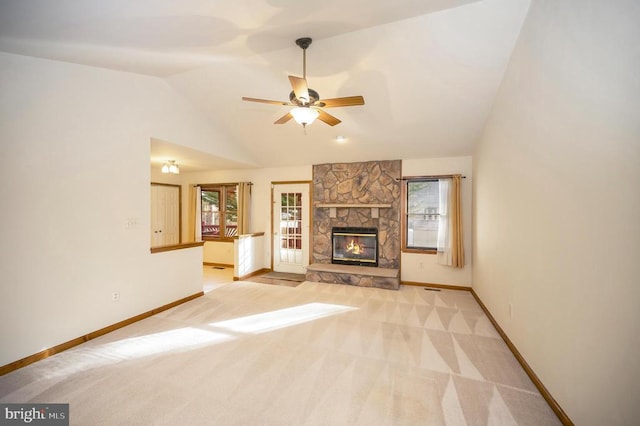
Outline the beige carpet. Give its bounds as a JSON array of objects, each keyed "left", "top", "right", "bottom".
[{"left": 0, "top": 282, "right": 560, "bottom": 425}]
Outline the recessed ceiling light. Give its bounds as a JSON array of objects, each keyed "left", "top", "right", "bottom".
[{"left": 335, "top": 135, "right": 347, "bottom": 143}]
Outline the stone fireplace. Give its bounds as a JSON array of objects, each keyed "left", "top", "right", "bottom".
[
  {"left": 332, "top": 227, "right": 378, "bottom": 267},
  {"left": 306, "top": 160, "right": 401, "bottom": 290}
]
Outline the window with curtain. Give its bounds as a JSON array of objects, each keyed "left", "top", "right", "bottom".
[
  {"left": 201, "top": 184, "right": 238, "bottom": 239},
  {"left": 402, "top": 175, "right": 464, "bottom": 267}
]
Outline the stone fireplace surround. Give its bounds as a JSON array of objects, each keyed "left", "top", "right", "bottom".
[{"left": 306, "top": 160, "right": 401, "bottom": 290}]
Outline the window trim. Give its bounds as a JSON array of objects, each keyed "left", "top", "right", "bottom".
[{"left": 200, "top": 183, "right": 238, "bottom": 242}]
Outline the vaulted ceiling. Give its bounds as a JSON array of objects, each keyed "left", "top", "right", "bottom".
[{"left": 0, "top": 0, "right": 531, "bottom": 170}]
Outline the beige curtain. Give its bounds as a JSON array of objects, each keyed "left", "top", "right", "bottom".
[
  {"left": 187, "top": 185, "right": 196, "bottom": 242},
  {"left": 188, "top": 185, "right": 202, "bottom": 242},
  {"left": 237, "top": 182, "right": 251, "bottom": 235},
  {"left": 450, "top": 175, "right": 464, "bottom": 268},
  {"left": 437, "top": 175, "right": 464, "bottom": 268}
]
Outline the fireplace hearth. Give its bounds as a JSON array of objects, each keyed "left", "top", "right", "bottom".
[{"left": 332, "top": 227, "right": 378, "bottom": 267}]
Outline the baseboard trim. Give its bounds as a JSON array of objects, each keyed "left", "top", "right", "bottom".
[
  {"left": 470, "top": 289, "right": 573, "bottom": 426},
  {"left": 0, "top": 291, "right": 204, "bottom": 376},
  {"left": 234, "top": 268, "right": 271, "bottom": 281},
  {"left": 401, "top": 280, "right": 472, "bottom": 292}
]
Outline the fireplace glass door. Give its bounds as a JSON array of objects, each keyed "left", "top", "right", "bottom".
[{"left": 332, "top": 227, "right": 378, "bottom": 267}]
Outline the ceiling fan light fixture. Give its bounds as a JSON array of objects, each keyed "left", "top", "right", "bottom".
[
  {"left": 290, "top": 107, "right": 319, "bottom": 127},
  {"left": 242, "top": 37, "right": 364, "bottom": 128}
]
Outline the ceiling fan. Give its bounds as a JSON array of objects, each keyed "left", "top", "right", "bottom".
[{"left": 241, "top": 37, "right": 365, "bottom": 128}]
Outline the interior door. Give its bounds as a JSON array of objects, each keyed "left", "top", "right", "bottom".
[
  {"left": 150, "top": 184, "right": 180, "bottom": 248},
  {"left": 272, "top": 183, "right": 310, "bottom": 274}
]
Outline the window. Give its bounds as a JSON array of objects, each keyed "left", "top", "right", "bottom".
[
  {"left": 201, "top": 188, "right": 220, "bottom": 237},
  {"left": 201, "top": 184, "right": 237, "bottom": 239},
  {"left": 224, "top": 185, "right": 238, "bottom": 235},
  {"left": 403, "top": 179, "right": 440, "bottom": 252}
]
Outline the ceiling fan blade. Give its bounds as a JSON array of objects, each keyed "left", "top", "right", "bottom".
[
  {"left": 316, "top": 96, "right": 365, "bottom": 108},
  {"left": 242, "top": 97, "right": 291, "bottom": 106},
  {"left": 274, "top": 112, "right": 293, "bottom": 124},
  {"left": 317, "top": 109, "right": 341, "bottom": 126},
  {"left": 288, "top": 76, "right": 310, "bottom": 105}
]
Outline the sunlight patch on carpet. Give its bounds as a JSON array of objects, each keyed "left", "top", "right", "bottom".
[
  {"left": 209, "top": 303, "right": 357, "bottom": 334},
  {"left": 101, "top": 327, "right": 233, "bottom": 359},
  {"left": 30, "top": 328, "right": 234, "bottom": 383}
]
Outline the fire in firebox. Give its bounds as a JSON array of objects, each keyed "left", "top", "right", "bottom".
[{"left": 346, "top": 239, "right": 364, "bottom": 255}]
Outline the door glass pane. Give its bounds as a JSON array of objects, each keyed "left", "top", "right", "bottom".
[{"left": 279, "top": 192, "right": 303, "bottom": 262}]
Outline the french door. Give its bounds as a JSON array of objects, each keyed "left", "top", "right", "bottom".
[{"left": 272, "top": 183, "right": 310, "bottom": 274}]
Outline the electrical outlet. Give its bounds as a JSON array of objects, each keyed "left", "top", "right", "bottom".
[
  {"left": 112, "top": 292, "right": 120, "bottom": 302},
  {"left": 419, "top": 262, "right": 424, "bottom": 269},
  {"left": 509, "top": 303, "right": 513, "bottom": 318}
]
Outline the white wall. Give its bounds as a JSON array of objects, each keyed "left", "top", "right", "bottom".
[
  {"left": 150, "top": 168, "right": 182, "bottom": 186},
  {"left": 0, "top": 52, "right": 252, "bottom": 366},
  {"left": 401, "top": 157, "right": 473, "bottom": 286},
  {"left": 203, "top": 241, "right": 234, "bottom": 265},
  {"left": 235, "top": 234, "right": 265, "bottom": 279},
  {"left": 473, "top": 1, "right": 640, "bottom": 424}
]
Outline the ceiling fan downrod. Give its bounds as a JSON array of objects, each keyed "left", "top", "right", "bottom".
[{"left": 295, "top": 37, "right": 312, "bottom": 79}]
